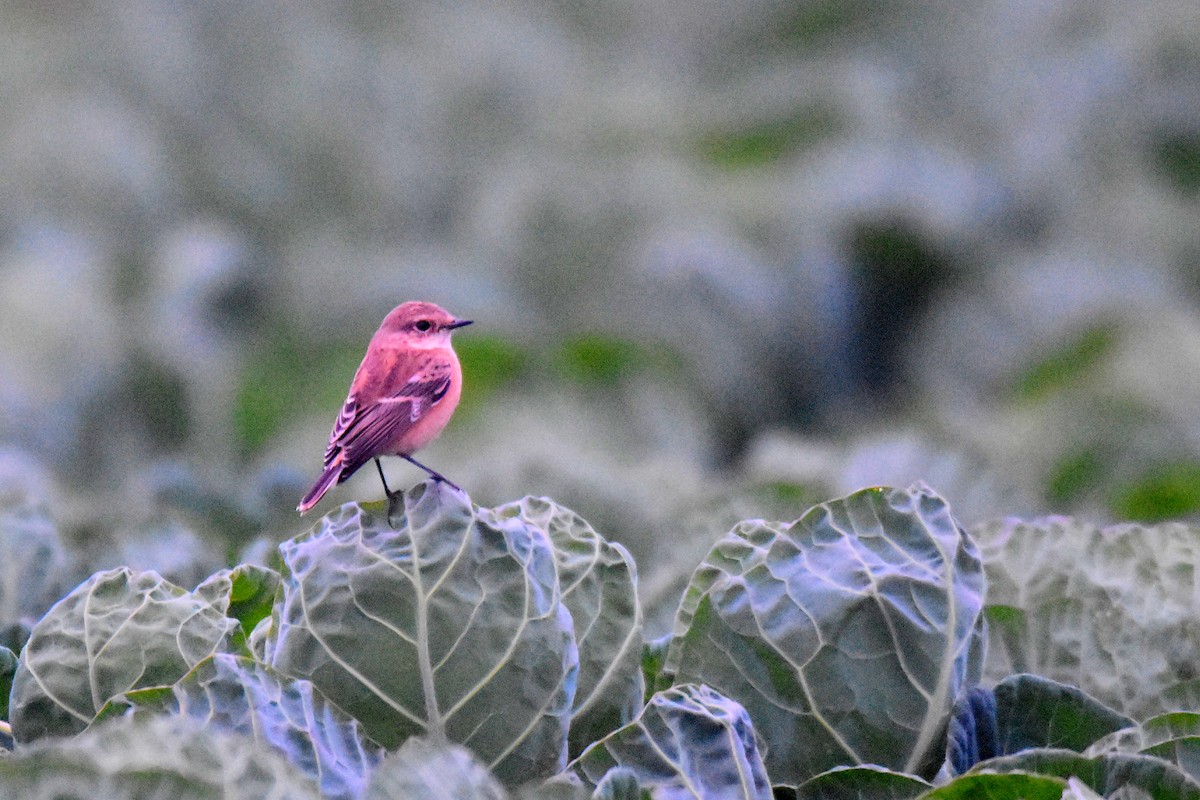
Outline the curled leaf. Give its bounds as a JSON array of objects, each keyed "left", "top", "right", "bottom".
[
  {"left": 196, "top": 564, "right": 282, "bottom": 654},
  {"left": 573, "top": 683, "right": 772, "bottom": 800},
  {"left": 117, "top": 653, "right": 383, "bottom": 800}
]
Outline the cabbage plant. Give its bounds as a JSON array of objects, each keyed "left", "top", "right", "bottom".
[{"left": 3, "top": 482, "right": 1200, "bottom": 799}]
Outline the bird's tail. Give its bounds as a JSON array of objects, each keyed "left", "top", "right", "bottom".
[{"left": 297, "top": 461, "right": 342, "bottom": 514}]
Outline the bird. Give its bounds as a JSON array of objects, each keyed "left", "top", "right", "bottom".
[{"left": 297, "top": 301, "right": 472, "bottom": 514}]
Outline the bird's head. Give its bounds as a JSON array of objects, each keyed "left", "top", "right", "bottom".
[{"left": 379, "top": 301, "right": 472, "bottom": 343}]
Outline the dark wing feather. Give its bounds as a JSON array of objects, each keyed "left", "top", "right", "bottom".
[{"left": 327, "top": 372, "right": 452, "bottom": 479}]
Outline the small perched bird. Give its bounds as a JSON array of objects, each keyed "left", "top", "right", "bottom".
[{"left": 297, "top": 301, "right": 472, "bottom": 514}]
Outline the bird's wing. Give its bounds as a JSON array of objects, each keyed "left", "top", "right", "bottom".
[{"left": 323, "top": 350, "right": 453, "bottom": 477}]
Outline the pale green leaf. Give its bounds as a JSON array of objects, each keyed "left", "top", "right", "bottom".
[
  {"left": 0, "top": 713, "right": 321, "bottom": 799},
  {"left": 662, "top": 484, "right": 985, "bottom": 785},
  {"left": 9, "top": 568, "right": 236, "bottom": 742},
  {"left": 364, "top": 736, "right": 509, "bottom": 799},
  {"left": 196, "top": 564, "right": 282, "bottom": 654},
  {"left": 976, "top": 517, "right": 1200, "bottom": 720}
]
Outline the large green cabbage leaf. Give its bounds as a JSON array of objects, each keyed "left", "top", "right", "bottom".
[
  {"left": 1086, "top": 711, "right": 1200, "bottom": 786},
  {"left": 661, "top": 483, "right": 985, "bottom": 785},
  {"left": 946, "top": 674, "right": 1133, "bottom": 776},
  {"left": 264, "top": 483, "right": 578, "bottom": 785},
  {"left": 969, "top": 748, "right": 1200, "bottom": 799}
]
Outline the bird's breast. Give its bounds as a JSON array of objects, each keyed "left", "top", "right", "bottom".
[{"left": 394, "top": 352, "right": 463, "bottom": 454}]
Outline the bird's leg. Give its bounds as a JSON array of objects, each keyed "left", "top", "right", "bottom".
[
  {"left": 401, "top": 454, "right": 462, "bottom": 492},
  {"left": 374, "top": 458, "right": 398, "bottom": 502}
]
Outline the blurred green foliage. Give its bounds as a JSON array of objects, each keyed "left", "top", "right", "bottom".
[
  {"left": 1044, "top": 447, "right": 1107, "bottom": 506},
  {"left": 696, "top": 104, "right": 840, "bottom": 169},
  {"left": 777, "top": 0, "right": 879, "bottom": 46},
  {"left": 234, "top": 330, "right": 364, "bottom": 459},
  {"left": 755, "top": 480, "right": 824, "bottom": 510},
  {"left": 1111, "top": 461, "right": 1200, "bottom": 523},
  {"left": 124, "top": 352, "right": 190, "bottom": 449},
  {"left": 453, "top": 335, "right": 528, "bottom": 417},
  {"left": 1154, "top": 131, "right": 1200, "bottom": 197},
  {"left": 556, "top": 335, "right": 647, "bottom": 385},
  {"left": 553, "top": 335, "right": 687, "bottom": 389},
  {"left": 1011, "top": 324, "right": 1116, "bottom": 401}
]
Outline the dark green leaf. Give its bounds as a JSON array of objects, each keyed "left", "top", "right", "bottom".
[
  {"left": 1153, "top": 130, "right": 1200, "bottom": 197},
  {"left": 974, "top": 748, "right": 1200, "bottom": 800},
  {"left": 1011, "top": 324, "right": 1116, "bottom": 402},
  {"left": 0, "top": 645, "right": 14, "bottom": 722},
  {"left": 995, "top": 675, "right": 1134, "bottom": 755},
  {"left": 793, "top": 765, "right": 931, "bottom": 800},
  {"left": 555, "top": 336, "right": 648, "bottom": 386},
  {"left": 696, "top": 105, "right": 840, "bottom": 169},
  {"left": 947, "top": 675, "right": 1133, "bottom": 775},
  {"left": 919, "top": 771, "right": 1067, "bottom": 800},
  {"left": 0, "top": 713, "right": 320, "bottom": 798},
  {"left": 639, "top": 634, "right": 669, "bottom": 704},
  {"left": 1111, "top": 462, "right": 1200, "bottom": 523}
]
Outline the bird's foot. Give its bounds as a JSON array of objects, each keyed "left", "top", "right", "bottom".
[{"left": 431, "top": 474, "right": 462, "bottom": 492}]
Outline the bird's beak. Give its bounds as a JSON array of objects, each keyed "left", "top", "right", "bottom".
[{"left": 447, "top": 319, "right": 473, "bottom": 330}]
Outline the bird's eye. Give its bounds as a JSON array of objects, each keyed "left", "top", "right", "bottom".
[{"left": 415, "top": 320, "right": 433, "bottom": 332}]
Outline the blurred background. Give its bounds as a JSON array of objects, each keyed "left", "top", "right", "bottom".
[{"left": 2, "top": 0, "right": 1200, "bottom": 625}]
